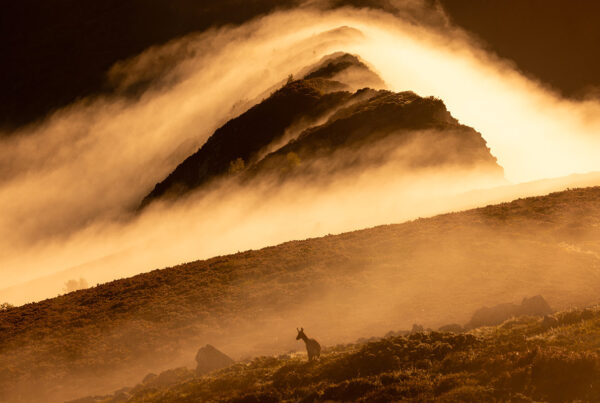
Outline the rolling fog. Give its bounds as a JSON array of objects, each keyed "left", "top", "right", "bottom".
[{"left": 2, "top": 2, "right": 600, "bottom": 305}]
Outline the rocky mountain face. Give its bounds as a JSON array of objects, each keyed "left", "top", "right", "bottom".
[
  {"left": 245, "top": 90, "right": 502, "bottom": 184},
  {"left": 140, "top": 54, "right": 381, "bottom": 207},
  {"left": 141, "top": 53, "right": 503, "bottom": 208}
]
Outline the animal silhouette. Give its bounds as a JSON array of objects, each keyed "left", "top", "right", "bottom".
[{"left": 296, "top": 327, "right": 321, "bottom": 361}]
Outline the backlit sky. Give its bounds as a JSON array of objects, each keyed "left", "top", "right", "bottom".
[{"left": 2, "top": 0, "right": 599, "bottom": 130}]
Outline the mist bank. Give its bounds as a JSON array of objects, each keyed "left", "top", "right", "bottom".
[
  {"left": 2, "top": 161, "right": 503, "bottom": 305},
  {"left": 2, "top": 5, "right": 600, "bottom": 302},
  {"left": 4, "top": 170, "right": 600, "bottom": 306}
]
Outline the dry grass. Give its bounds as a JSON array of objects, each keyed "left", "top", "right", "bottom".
[{"left": 93, "top": 305, "right": 600, "bottom": 402}]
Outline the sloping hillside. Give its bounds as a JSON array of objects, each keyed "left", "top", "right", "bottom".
[
  {"left": 78, "top": 305, "right": 600, "bottom": 402},
  {"left": 2, "top": 186, "right": 600, "bottom": 401}
]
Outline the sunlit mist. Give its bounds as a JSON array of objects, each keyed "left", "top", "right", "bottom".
[{"left": 1, "top": 4, "right": 600, "bottom": 305}]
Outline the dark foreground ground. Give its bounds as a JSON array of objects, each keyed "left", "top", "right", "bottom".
[{"left": 82, "top": 304, "right": 600, "bottom": 402}]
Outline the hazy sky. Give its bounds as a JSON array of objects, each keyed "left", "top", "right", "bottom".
[
  {"left": 1, "top": 2, "right": 600, "bottom": 304},
  {"left": 2, "top": 0, "right": 600, "bottom": 129}
]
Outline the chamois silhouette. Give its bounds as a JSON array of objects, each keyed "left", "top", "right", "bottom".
[{"left": 296, "top": 327, "right": 321, "bottom": 361}]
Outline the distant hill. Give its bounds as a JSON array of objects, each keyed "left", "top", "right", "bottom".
[
  {"left": 141, "top": 53, "right": 502, "bottom": 208},
  {"left": 2, "top": 186, "right": 600, "bottom": 402}
]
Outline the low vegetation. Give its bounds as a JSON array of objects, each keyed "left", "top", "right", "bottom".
[
  {"left": 63, "top": 278, "right": 89, "bottom": 294},
  {"left": 87, "top": 304, "right": 600, "bottom": 402}
]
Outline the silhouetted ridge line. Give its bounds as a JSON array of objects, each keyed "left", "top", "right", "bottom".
[
  {"left": 141, "top": 70, "right": 502, "bottom": 208},
  {"left": 139, "top": 53, "right": 378, "bottom": 208},
  {"left": 140, "top": 52, "right": 503, "bottom": 208},
  {"left": 139, "top": 79, "right": 353, "bottom": 208},
  {"left": 304, "top": 53, "right": 373, "bottom": 80},
  {"left": 246, "top": 89, "right": 502, "bottom": 182}
]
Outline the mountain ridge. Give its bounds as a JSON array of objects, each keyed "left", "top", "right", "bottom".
[
  {"left": 140, "top": 53, "right": 502, "bottom": 208},
  {"left": 140, "top": 54, "right": 377, "bottom": 208},
  {"left": 245, "top": 89, "right": 502, "bottom": 184}
]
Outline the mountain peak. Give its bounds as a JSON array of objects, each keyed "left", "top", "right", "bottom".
[
  {"left": 301, "top": 52, "right": 386, "bottom": 91},
  {"left": 140, "top": 54, "right": 501, "bottom": 208},
  {"left": 140, "top": 53, "right": 380, "bottom": 208}
]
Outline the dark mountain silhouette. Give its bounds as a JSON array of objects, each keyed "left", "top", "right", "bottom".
[
  {"left": 246, "top": 90, "right": 502, "bottom": 183},
  {"left": 139, "top": 78, "right": 350, "bottom": 207},
  {"left": 141, "top": 54, "right": 502, "bottom": 208},
  {"left": 139, "top": 54, "right": 379, "bottom": 208}
]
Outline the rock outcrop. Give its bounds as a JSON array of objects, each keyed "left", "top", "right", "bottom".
[
  {"left": 140, "top": 52, "right": 503, "bottom": 208},
  {"left": 195, "top": 344, "right": 235, "bottom": 375},
  {"left": 466, "top": 295, "right": 553, "bottom": 329},
  {"left": 140, "top": 53, "right": 376, "bottom": 208}
]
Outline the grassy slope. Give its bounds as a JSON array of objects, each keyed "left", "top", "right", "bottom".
[
  {"left": 97, "top": 305, "right": 600, "bottom": 402},
  {"left": 2, "top": 186, "right": 600, "bottom": 401}
]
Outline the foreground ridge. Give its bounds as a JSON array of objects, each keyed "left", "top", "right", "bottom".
[{"left": 79, "top": 304, "right": 600, "bottom": 402}]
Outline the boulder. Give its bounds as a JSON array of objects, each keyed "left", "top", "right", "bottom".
[
  {"left": 542, "top": 315, "right": 559, "bottom": 329},
  {"left": 438, "top": 323, "right": 464, "bottom": 333},
  {"left": 195, "top": 344, "right": 235, "bottom": 375},
  {"left": 142, "top": 373, "right": 157, "bottom": 384},
  {"left": 155, "top": 367, "right": 194, "bottom": 386},
  {"left": 466, "top": 295, "right": 553, "bottom": 329},
  {"left": 467, "top": 302, "right": 518, "bottom": 329},
  {"left": 519, "top": 295, "right": 552, "bottom": 317}
]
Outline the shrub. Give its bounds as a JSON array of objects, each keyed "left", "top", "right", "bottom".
[
  {"left": 530, "top": 351, "right": 600, "bottom": 402},
  {"left": 63, "top": 278, "right": 88, "bottom": 293},
  {"left": 439, "top": 385, "right": 495, "bottom": 402},
  {"left": 321, "top": 379, "right": 377, "bottom": 401},
  {"left": 228, "top": 158, "right": 245, "bottom": 175}
]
